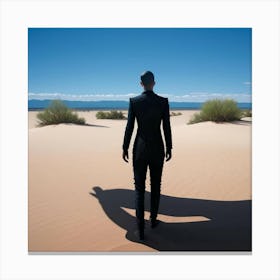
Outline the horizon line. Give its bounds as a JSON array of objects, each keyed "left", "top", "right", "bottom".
[
  {"left": 28, "top": 92, "right": 252, "bottom": 103},
  {"left": 28, "top": 99, "right": 252, "bottom": 104}
]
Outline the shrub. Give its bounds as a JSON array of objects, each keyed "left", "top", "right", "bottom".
[
  {"left": 170, "top": 111, "right": 182, "bottom": 117},
  {"left": 96, "top": 110, "right": 126, "bottom": 119},
  {"left": 37, "top": 100, "right": 85, "bottom": 126},
  {"left": 241, "top": 109, "right": 252, "bottom": 118},
  {"left": 188, "top": 112, "right": 205, "bottom": 124},
  {"left": 188, "top": 99, "right": 242, "bottom": 124}
]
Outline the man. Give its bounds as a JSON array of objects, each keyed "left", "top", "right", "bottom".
[{"left": 122, "top": 71, "right": 172, "bottom": 241}]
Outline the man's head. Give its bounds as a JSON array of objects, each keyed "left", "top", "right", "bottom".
[{"left": 140, "top": 71, "right": 155, "bottom": 90}]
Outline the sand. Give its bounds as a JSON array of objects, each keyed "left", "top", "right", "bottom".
[{"left": 28, "top": 110, "right": 252, "bottom": 252}]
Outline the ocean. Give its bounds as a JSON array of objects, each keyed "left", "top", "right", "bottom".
[{"left": 28, "top": 100, "right": 252, "bottom": 111}]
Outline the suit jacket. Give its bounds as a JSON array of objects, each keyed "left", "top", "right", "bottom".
[{"left": 122, "top": 90, "right": 172, "bottom": 161}]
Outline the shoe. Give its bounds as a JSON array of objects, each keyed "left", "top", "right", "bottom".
[
  {"left": 150, "top": 218, "right": 160, "bottom": 229},
  {"left": 135, "top": 218, "right": 145, "bottom": 240},
  {"left": 134, "top": 228, "right": 144, "bottom": 241}
]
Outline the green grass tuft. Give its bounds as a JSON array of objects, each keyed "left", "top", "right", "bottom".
[
  {"left": 188, "top": 99, "right": 242, "bottom": 124},
  {"left": 96, "top": 110, "right": 126, "bottom": 119},
  {"left": 36, "top": 100, "right": 85, "bottom": 126}
]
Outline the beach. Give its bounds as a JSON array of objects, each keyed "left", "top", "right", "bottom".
[{"left": 28, "top": 110, "right": 252, "bottom": 252}]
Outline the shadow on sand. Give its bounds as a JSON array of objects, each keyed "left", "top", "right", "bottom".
[
  {"left": 90, "top": 186, "right": 251, "bottom": 252},
  {"left": 69, "top": 123, "right": 110, "bottom": 128}
]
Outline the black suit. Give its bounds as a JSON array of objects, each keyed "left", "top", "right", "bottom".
[{"left": 122, "top": 90, "right": 172, "bottom": 228}]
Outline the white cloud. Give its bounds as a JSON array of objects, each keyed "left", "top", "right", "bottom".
[
  {"left": 161, "top": 92, "right": 251, "bottom": 102},
  {"left": 243, "top": 82, "right": 251, "bottom": 85},
  {"left": 28, "top": 93, "right": 138, "bottom": 101},
  {"left": 28, "top": 92, "right": 252, "bottom": 103}
]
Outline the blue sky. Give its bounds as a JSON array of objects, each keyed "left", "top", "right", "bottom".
[{"left": 28, "top": 28, "right": 252, "bottom": 102}]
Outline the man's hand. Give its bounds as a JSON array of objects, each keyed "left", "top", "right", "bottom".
[
  {"left": 122, "top": 149, "right": 129, "bottom": 163},
  {"left": 166, "top": 149, "right": 172, "bottom": 162}
]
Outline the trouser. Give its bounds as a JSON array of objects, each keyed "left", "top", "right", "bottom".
[{"left": 133, "top": 155, "right": 164, "bottom": 228}]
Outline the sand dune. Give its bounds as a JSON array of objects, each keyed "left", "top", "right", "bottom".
[{"left": 28, "top": 110, "right": 251, "bottom": 252}]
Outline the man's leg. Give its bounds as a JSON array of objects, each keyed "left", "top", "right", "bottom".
[
  {"left": 133, "top": 157, "right": 148, "bottom": 233},
  {"left": 149, "top": 158, "right": 164, "bottom": 223}
]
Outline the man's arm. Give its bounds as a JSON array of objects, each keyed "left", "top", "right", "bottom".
[
  {"left": 122, "top": 98, "right": 135, "bottom": 162},
  {"left": 162, "top": 98, "right": 172, "bottom": 161}
]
